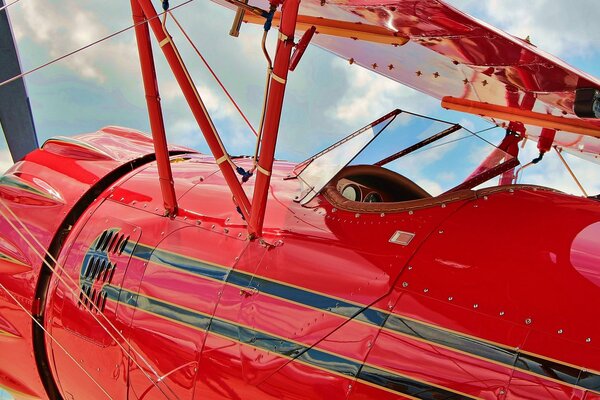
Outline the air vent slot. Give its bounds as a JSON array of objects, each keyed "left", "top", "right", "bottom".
[{"left": 79, "top": 228, "right": 126, "bottom": 313}]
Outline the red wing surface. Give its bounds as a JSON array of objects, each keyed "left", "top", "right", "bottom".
[{"left": 212, "top": 0, "right": 600, "bottom": 160}]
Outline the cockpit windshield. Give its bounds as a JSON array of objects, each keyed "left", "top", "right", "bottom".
[{"left": 294, "top": 109, "right": 516, "bottom": 205}]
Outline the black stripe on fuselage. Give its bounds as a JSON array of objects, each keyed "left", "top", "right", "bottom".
[
  {"left": 109, "top": 287, "right": 475, "bottom": 399},
  {"left": 117, "top": 244, "right": 600, "bottom": 393}
]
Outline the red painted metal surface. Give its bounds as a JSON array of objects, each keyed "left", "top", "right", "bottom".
[
  {"left": 2, "top": 1, "right": 600, "bottom": 399},
  {"left": 3, "top": 129, "right": 600, "bottom": 399}
]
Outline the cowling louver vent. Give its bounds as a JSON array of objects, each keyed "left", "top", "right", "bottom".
[{"left": 79, "top": 229, "right": 130, "bottom": 313}]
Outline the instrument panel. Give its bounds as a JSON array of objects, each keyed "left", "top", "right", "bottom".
[{"left": 337, "top": 178, "right": 385, "bottom": 203}]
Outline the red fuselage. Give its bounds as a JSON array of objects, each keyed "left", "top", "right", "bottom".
[{"left": 0, "top": 128, "right": 599, "bottom": 400}]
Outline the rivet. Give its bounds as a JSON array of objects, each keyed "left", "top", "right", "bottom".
[
  {"left": 371, "top": 63, "right": 378, "bottom": 69},
  {"left": 499, "top": 389, "right": 506, "bottom": 395},
  {"left": 438, "top": 230, "right": 444, "bottom": 234},
  {"left": 120, "top": 197, "right": 124, "bottom": 201},
  {"left": 402, "top": 282, "right": 409, "bottom": 288},
  {"left": 183, "top": 216, "right": 187, "bottom": 220},
  {"left": 348, "top": 58, "right": 355, "bottom": 65},
  {"left": 525, "top": 318, "right": 532, "bottom": 325},
  {"left": 433, "top": 72, "right": 440, "bottom": 78},
  {"left": 332, "top": 208, "right": 337, "bottom": 213},
  {"left": 224, "top": 228, "right": 229, "bottom": 234},
  {"left": 483, "top": 196, "right": 488, "bottom": 200},
  {"left": 144, "top": 204, "right": 148, "bottom": 208},
  {"left": 238, "top": 233, "right": 242, "bottom": 238},
  {"left": 196, "top": 221, "right": 201, "bottom": 225},
  {"left": 132, "top": 201, "right": 136, "bottom": 205},
  {"left": 211, "top": 224, "right": 216, "bottom": 229},
  {"left": 160, "top": 232, "right": 164, "bottom": 236},
  {"left": 355, "top": 213, "right": 360, "bottom": 218},
  {"left": 482, "top": 79, "right": 488, "bottom": 86},
  {"left": 416, "top": 70, "right": 423, "bottom": 77},
  {"left": 110, "top": 194, "right": 114, "bottom": 198},
  {"left": 423, "top": 288, "right": 429, "bottom": 293},
  {"left": 155, "top": 207, "right": 159, "bottom": 211},
  {"left": 499, "top": 311, "right": 505, "bottom": 316},
  {"left": 388, "top": 64, "right": 394, "bottom": 70},
  {"left": 557, "top": 329, "right": 563, "bottom": 334},
  {"left": 473, "top": 304, "right": 478, "bottom": 309},
  {"left": 586, "top": 337, "right": 592, "bottom": 343},
  {"left": 407, "top": 266, "right": 413, "bottom": 270},
  {"left": 463, "top": 78, "right": 469, "bottom": 85},
  {"left": 448, "top": 296, "right": 453, "bottom": 301},
  {"left": 441, "top": 203, "right": 446, "bottom": 208},
  {"left": 380, "top": 213, "right": 385, "bottom": 217},
  {"left": 408, "top": 210, "right": 413, "bottom": 215}
]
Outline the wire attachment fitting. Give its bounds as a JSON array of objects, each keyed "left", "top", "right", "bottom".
[{"left": 236, "top": 166, "right": 253, "bottom": 183}]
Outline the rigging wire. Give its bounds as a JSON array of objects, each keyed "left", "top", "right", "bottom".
[
  {"left": 409, "top": 125, "right": 500, "bottom": 157},
  {"left": 0, "top": 282, "right": 114, "bottom": 399},
  {"left": 0, "top": 199, "right": 177, "bottom": 399},
  {"left": 251, "top": 30, "right": 274, "bottom": 173},
  {"left": 0, "top": 0, "right": 196, "bottom": 89},
  {"left": 554, "top": 146, "right": 589, "bottom": 196},
  {"left": 159, "top": 11, "right": 237, "bottom": 173},
  {"left": 168, "top": 11, "right": 258, "bottom": 137},
  {"left": 0, "top": 0, "right": 21, "bottom": 13}
]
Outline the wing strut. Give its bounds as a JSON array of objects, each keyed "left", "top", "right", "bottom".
[
  {"left": 0, "top": 0, "right": 38, "bottom": 162},
  {"left": 131, "top": 0, "right": 300, "bottom": 237},
  {"left": 249, "top": 0, "right": 300, "bottom": 237},
  {"left": 131, "top": 0, "right": 178, "bottom": 216}
]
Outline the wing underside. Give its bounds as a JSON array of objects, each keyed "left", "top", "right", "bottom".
[{"left": 212, "top": 0, "right": 600, "bottom": 162}]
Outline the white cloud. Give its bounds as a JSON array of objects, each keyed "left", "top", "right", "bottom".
[
  {"left": 9, "top": 0, "right": 138, "bottom": 84},
  {"left": 447, "top": 0, "right": 600, "bottom": 57},
  {"left": 516, "top": 141, "right": 600, "bottom": 195},
  {"left": 0, "top": 149, "right": 14, "bottom": 174},
  {"left": 331, "top": 59, "right": 437, "bottom": 126}
]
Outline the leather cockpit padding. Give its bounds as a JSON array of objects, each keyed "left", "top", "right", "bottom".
[
  {"left": 475, "top": 184, "right": 560, "bottom": 197},
  {"left": 324, "top": 168, "right": 559, "bottom": 214},
  {"left": 323, "top": 185, "right": 475, "bottom": 213},
  {"left": 323, "top": 164, "right": 474, "bottom": 213},
  {"left": 332, "top": 164, "right": 431, "bottom": 202}
]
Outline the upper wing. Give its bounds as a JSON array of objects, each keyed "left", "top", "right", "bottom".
[{"left": 212, "top": 0, "right": 600, "bottom": 161}]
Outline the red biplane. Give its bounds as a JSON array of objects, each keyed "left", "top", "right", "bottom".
[{"left": 1, "top": 0, "right": 600, "bottom": 399}]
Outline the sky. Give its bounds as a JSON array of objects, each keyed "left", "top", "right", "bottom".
[{"left": 2, "top": 0, "right": 600, "bottom": 195}]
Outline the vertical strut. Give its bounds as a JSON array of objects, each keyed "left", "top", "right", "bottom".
[
  {"left": 249, "top": 0, "right": 300, "bottom": 237},
  {"left": 131, "top": 0, "right": 178, "bottom": 216},
  {"left": 134, "top": 0, "right": 254, "bottom": 227}
]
